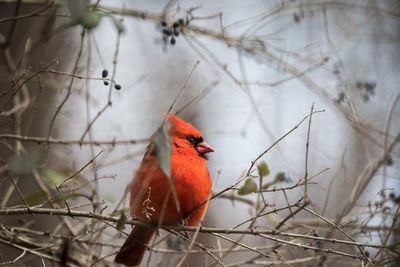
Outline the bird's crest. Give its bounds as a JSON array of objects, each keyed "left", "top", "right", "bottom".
[{"left": 166, "top": 113, "right": 202, "bottom": 138}]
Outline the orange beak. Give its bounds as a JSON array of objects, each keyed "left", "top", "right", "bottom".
[{"left": 196, "top": 141, "right": 214, "bottom": 154}]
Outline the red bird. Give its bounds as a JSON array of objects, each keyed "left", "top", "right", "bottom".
[{"left": 115, "top": 114, "right": 214, "bottom": 266}]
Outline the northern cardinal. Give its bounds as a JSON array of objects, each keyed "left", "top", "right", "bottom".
[{"left": 115, "top": 114, "right": 214, "bottom": 266}]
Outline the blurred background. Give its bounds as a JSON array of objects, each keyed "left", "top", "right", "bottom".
[{"left": 0, "top": 0, "right": 399, "bottom": 266}]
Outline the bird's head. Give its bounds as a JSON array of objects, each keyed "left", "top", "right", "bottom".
[{"left": 166, "top": 113, "right": 214, "bottom": 158}]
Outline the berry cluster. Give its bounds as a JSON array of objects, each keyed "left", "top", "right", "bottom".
[
  {"left": 355, "top": 80, "right": 376, "bottom": 103},
  {"left": 101, "top": 69, "right": 121, "bottom": 90},
  {"left": 161, "top": 18, "right": 184, "bottom": 46}
]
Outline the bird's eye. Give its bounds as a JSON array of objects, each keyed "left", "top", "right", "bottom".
[{"left": 187, "top": 137, "right": 195, "bottom": 144}]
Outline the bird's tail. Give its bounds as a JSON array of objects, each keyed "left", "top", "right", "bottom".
[{"left": 115, "top": 226, "right": 155, "bottom": 266}]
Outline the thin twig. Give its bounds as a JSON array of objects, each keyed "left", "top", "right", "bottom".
[
  {"left": 0, "top": 134, "right": 148, "bottom": 145},
  {"left": 304, "top": 103, "right": 314, "bottom": 200},
  {"left": 0, "top": 207, "right": 391, "bottom": 249},
  {"left": 58, "top": 150, "right": 104, "bottom": 187},
  {"left": 275, "top": 201, "right": 307, "bottom": 230},
  {"left": 0, "top": 2, "right": 54, "bottom": 23}
]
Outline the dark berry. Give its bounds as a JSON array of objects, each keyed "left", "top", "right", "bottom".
[
  {"left": 173, "top": 29, "right": 180, "bottom": 37},
  {"left": 170, "top": 37, "right": 176, "bottom": 45},
  {"left": 104, "top": 81, "right": 109, "bottom": 86},
  {"left": 102, "top": 69, "right": 108, "bottom": 78},
  {"left": 364, "top": 82, "right": 376, "bottom": 94},
  {"left": 114, "top": 84, "right": 121, "bottom": 90},
  {"left": 174, "top": 18, "right": 184, "bottom": 27},
  {"left": 385, "top": 154, "right": 393, "bottom": 166},
  {"left": 336, "top": 92, "right": 345, "bottom": 103},
  {"left": 163, "top": 28, "right": 172, "bottom": 36},
  {"left": 161, "top": 21, "right": 167, "bottom": 27}
]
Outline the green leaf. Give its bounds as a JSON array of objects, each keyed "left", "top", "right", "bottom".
[
  {"left": 153, "top": 123, "right": 180, "bottom": 212},
  {"left": 238, "top": 178, "right": 258, "bottom": 195},
  {"left": 81, "top": 11, "right": 102, "bottom": 30},
  {"left": 262, "top": 172, "right": 287, "bottom": 189},
  {"left": 8, "top": 150, "right": 42, "bottom": 176},
  {"left": 26, "top": 191, "right": 48, "bottom": 205},
  {"left": 257, "top": 162, "right": 270, "bottom": 177},
  {"left": 67, "top": 0, "right": 102, "bottom": 30},
  {"left": 274, "top": 172, "right": 287, "bottom": 183},
  {"left": 43, "top": 169, "right": 64, "bottom": 186},
  {"left": 154, "top": 124, "right": 172, "bottom": 177},
  {"left": 67, "top": 0, "right": 89, "bottom": 25}
]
